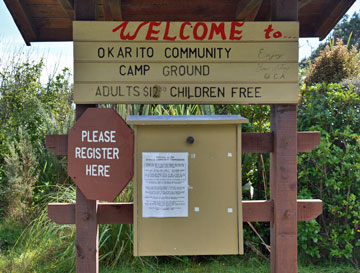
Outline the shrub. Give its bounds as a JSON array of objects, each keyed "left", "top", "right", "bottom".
[
  {"left": 298, "top": 83, "right": 360, "bottom": 266},
  {"left": 2, "top": 129, "right": 39, "bottom": 223},
  {"left": 305, "top": 39, "right": 360, "bottom": 86},
  {"left": 0, "top": 58, "right": 73, "bottom": 220}
]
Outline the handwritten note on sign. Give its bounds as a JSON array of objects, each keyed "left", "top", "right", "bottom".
[{"left": 73, "top": 21, "right": 299, "bottom": 104}]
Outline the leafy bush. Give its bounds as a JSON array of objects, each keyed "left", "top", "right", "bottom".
[
  {"left": 0, "top": 58, "right": 73, "bottom": 221},
  {"left": 3, "top": 129, "right": 39, "bottom": 223},
  {"left": 340, "top": 76, "right": 360, "bottom": 94},
  {"left": 298, "top": 83, "right": 360, "bottom": 266},
  {"left": 304, "top": 39, "right": 360, "bottom": 86}
]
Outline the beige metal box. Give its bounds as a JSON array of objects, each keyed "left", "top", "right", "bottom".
[{"left": 128, "top": 115, "right": 248, "bottom": 256}]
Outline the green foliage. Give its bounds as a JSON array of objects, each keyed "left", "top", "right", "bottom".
[
  {"left": 0, "top": 57, "right": 73, "bottom": 221},
  {"left": 298, "top": 83, "right": 360, "bottom": 266},
  {"left": 2, "top": 129, "right": 39, "bottom": 223},
  {"left": 1, "top": 45, "right": 360, "bottom": 271},
  {"left": 304, "top": 39, "right": 360, "bottom": 86},
  {"left": 300, "top": 12, "right": 360, "bottom": 68},
  {"left": 0, "top": 186, "right": 76, "bottom": 273}
]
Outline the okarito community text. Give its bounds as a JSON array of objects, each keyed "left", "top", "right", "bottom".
[{"left": 97, "top": 46, "right": 232, "bottom": 59}]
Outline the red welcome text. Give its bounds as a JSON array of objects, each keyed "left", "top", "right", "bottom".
[{"left": 112, "top": 22, "right": 245, "bottom": 41}]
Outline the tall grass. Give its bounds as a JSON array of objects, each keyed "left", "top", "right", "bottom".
[{"left": 0, "top": 185, "right": 76, "bottom": 273}]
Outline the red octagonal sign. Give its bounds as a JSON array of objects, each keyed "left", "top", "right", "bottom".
[{"left": 68, "top": 108, "right": 134, "bottom": 201}]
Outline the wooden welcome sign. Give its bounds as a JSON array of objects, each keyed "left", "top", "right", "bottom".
[{"left": 73, "top": 21, "right": 299, "bottom": 104}]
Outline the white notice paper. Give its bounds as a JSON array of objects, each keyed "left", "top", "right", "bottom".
[{"left": 142, "top": 152, "right": 188, "bottom": 218}]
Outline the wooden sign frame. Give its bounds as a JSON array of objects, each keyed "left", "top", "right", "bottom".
[{"left": 46, "top": 1, "right": 323, "bottom": 273}]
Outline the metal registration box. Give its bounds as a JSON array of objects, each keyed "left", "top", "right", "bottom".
[{"left": 128, "top": 115, "right": 248, "bottom": 256}]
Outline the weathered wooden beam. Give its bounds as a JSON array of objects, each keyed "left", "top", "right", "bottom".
[
  {"left": 271, "top": 0, "right": 298, "bottom": 21},
  {"left": 296, "top": 199, "right": 323, "bottom": 222},
  {"left": 74, "top": 103, "right": 98, "bottom": 273},
  {"left": 298, "top": 0, "right": 312, "bottom": 10},
  {"left": 103, "top": 0, "right": 122, "bottom": 21},
  {"left": 76, "top": 189, "right": 98, "bottom": 273},
  {"left": 46, "top": 134, "right": 68, "bottom": 156},
  {"left": 317, "top": 0, "right": 355, "bottom": 40},
  {"left": 102, "top": 0, "right": 113, "bottom": 21},
  {"left": 235, "top": 0, "right": 263, "bottom": 21},
  {"left": 74, "top": 0, "right": 98, "bottom": 20},
  {"left": 58, "top": 0, "right": 75, "bottom": 19},
  {"left": 242, "top": 132, "right": 273, "bottom": 153},
  {"left": 46, "top": 131, "right": 320, "bottom": 155},
  {"left": 3, "top": 0, "right": 37, "bottom": 45},
  {"left": 48, "top": 200, "right": 322, "bottom": 224},
  {"left": 270, "top": 1, "right": 299, "bottom": 271},
  {"left": 297, "top": 131, "right": 320, "bottom": 152},
  {"left": 270, "top": 104, "right": 298, "bottom": 273}
]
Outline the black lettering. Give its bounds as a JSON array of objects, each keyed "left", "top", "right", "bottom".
[
  {"left": 96, "top": 86, "right": 101, "bottom": 96},
  {"left": 108, "top": 47, "right": 114, "bottom": 58},
  {"left": 98, "top": 47, "right": 105, "bottom": 58},
  {"left": 119, "top": 65, "right": 126, "bottom": 75},
  {"left": 255, "top": 87, "right": 261, "bottom": 98}
]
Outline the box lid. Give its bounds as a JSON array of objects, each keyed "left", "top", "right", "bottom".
[{"left": 127, "top": 115, "right": 248, "bottom": 126}]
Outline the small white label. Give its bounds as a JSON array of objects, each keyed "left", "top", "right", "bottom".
[
  {"left": 228, "top": 153, "right": 232, "bottom": 157},
  {"left": 227, "top": 208, "right": 233, "bottom": 213},
  {"left": 191, "top": 154, "right": 196, "bottom": 159},
  {"left": 194, "top": 207, "right": 200, "bottom": 212}
]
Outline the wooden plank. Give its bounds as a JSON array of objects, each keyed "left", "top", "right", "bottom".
[
  {"left": 74, "top": 73, "right": 99, "bottom": 273},
  {"left": 242, "top": 132, "right": 273, "bottom": 153},
  {"left": 47, "top": 199, "right": 322, "bottom": 224},
  {"left": 270, "top": 104, "right": 298, "bottom": 273},
  {"left": 97, "top": 203, "right": 133, "bottom": 224},
  {"left": 3, "top": 0, "right": 37, "bottom": 45},
  {"left": 105, "top": 0, "right": 122, "bottom": 20},
  {"left": 75, "top": 188, "right": 98, "bottom": 273},
  {"left": 37, "top": 28, "right": 72, "bottom": 41},
  {"left": 102, "top": 0, "right": 113, "bottom": 20},
  {"left": 74, "top": 83, "right": 299, "bottom": 105},
  {"left": 48, "top": 203, "right": 75, "bottom": 224},
  {"left": 297, "top": 199, "right": 322, "bottom": 222},
  {"left": 317, "top": 0, "right": 355, "bottom": 40},
  {"left": 271, "top": 0, "right": 298, "bottom": 21},
  {"left": 26, "top": 0, "right": 59, "bottom": 4},
  {"left": 74, "top": 42, "right": 298, "bottom": 63},
  {"left": 27, "top": 5, "right": 68, "bottom": 18},
  {"left": 33, "top": 17, "right": 72, "bottom": 29},
  {"left": 298, "top": 0, "right": 312, "bottom": 10},
  {"left": 73, "top": 21, "right": 299, "bottom": 42},
  {"left": 58, "top": 0, "right": 75, "bottom": 19},
  {"left": 243, "top": 200, "right": 273, "bottom": 222},
  {"left": 45, "top": 131, "right": 321, "bottom": 155},
  {"left": 236, "top": 0, "right": 263, "bottom": 21},
  {"left": 74, "top": 0, "right": 98, "bottom": 20},
  {"left": 297, "top": 131, "right": 320, "bottom": 152},
  {"left": 270, "top": 2, "right": 298, "bottom": 272},
  {"left": 45, "top": 134, "right": 68, "bottom": 155},
  {"left": 74, "top": 63, "right": 299, "bottom": 83}
]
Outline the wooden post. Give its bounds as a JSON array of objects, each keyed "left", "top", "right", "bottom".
[
  {"left": 270, "top": 1, "right": 298, "bottom": 272},
  {"left": 75, "top": 188, "right": 98, "bottom": 273},
  {"left": 270, "top": 105, "right": 298, "bottom": 273},
  {"left": 74, "top": 3, "right": 98, "bottom": 273},
  {"left": 74, "top": 104, "right": 98, "bottom": 273}
]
